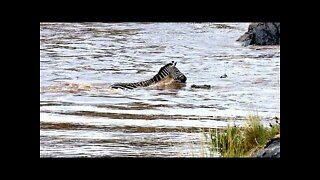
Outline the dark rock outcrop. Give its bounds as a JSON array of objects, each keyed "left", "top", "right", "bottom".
[
  {"left": 253, "top": 135, "right": 280, "bottom": 158},
  {"left": 237, "top": 23, "right": 280, "bottom": 46}
]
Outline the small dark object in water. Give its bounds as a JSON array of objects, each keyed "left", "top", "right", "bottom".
[
  {"left": 220, "top": 74, "right": 227, "bottom": 78},
  {"left": 273, "top": 116, "right": 280, "bottom": 124},
  {"left": 191, "top": 84, "right": 211, "bottom": 89}
]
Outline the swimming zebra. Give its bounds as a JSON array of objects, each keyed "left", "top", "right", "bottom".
[{"left": 110, "top": 61, "right": 187, "bottom": 90}]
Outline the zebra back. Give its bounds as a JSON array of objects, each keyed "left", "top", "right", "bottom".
[{"left": 110, "top": 61, "right": 186, "bottom": 90}]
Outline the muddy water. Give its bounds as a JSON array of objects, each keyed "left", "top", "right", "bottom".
[{"left": 40, "top": 23, "right": 280, "bottom": 157}]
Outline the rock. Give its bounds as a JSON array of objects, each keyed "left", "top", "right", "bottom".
[
  {"left": 191, "top": 84, "right": 211, "bottom": 89},
  {"left": 237, "top": 23, "right": 280, "bottom": 46},
  {"left": 253, "top": 135, "right": 280, "bottom": 158},
  {"left": 237, "top": 32, "right": 253, "bottom": 46}
]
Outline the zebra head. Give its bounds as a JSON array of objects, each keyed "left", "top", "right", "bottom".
[{"left": 156, "top": 61, "right": 187, "bottom": 83}]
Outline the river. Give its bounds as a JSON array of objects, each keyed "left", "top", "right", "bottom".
[{"left": 40, "top": 23, "right": 280, "bottom": 157}]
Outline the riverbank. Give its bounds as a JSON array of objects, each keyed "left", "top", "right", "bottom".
[{"left": 204, "top": 114, "right": 280, "bottom": 157}]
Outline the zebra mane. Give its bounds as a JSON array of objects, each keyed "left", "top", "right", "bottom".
[{"left": 156, "top": 61, "right": 176, "bottom": 74}]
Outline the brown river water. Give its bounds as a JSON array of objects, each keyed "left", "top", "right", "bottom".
[{"left": 40, "top": 23, "right": 280, "bottom": 157}]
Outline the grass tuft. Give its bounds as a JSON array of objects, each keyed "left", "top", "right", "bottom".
[{"left": 206, "top": 114, "right": 280, "bottom": 157}]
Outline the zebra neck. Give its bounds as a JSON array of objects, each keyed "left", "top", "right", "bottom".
[
  {"left": 135, "top": 73, "right": 168, "bottom": 87},
  {"left": 152, "top": 72, "right": 170, "bottom": 83}
]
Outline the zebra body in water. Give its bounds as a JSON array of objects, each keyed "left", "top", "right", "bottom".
[{"left": 110, "top": 61, "right": 187, "bottom": 90}]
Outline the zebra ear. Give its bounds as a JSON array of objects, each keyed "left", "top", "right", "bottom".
[{"left": 173, "top": 62, "right": 177, "bottom": 67}]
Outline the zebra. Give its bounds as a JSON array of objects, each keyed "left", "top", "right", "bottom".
[{"left": 110, "top": 61, "right": 187, "bottom": 90}]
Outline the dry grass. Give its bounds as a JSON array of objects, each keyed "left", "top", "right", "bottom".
[{"left": 205, "top": 114, "right": 280, "bottom": 157}]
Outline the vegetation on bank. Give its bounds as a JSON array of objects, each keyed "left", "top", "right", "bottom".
[{"left": 205, "top": 114, "right": 280, "bottom": 157}]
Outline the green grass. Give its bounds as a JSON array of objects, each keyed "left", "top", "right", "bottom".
[{"left": 205, "top": 114, "right": 280, "bottom": 157}]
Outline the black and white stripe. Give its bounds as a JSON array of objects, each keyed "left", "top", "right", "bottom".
[{"left": 110, "top": 61, "right": 186, "bottom": 90}]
